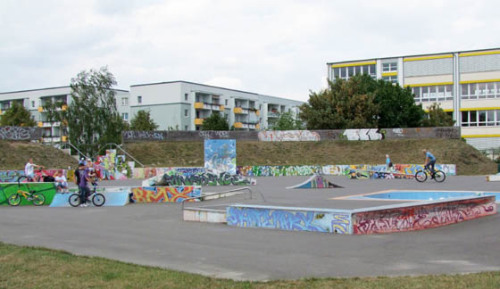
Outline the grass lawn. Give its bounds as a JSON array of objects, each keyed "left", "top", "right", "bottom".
[{"left": 0, "top": 242, "right": 499, "bottom": 289}]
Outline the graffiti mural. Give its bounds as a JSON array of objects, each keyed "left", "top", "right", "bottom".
[
  {"left": 0, "top": 126, "right": 42, "bottom": 140},
  {"left": 343, "top": 129, "right": 383, "bottom": 141},
  {"left": 204, "top": 139, "right": 236, "bottom": 174},
  {"left": 226, "top": 206, "right": 351, "bottom": 234},
  {"left": 130, "top": 186, "right": 201, "bottom": 203},
  {"left": 0, "top": 182, "right": 57, "bottom": 206},
  {"left": 352, "top": 196, "right": 497, "bottom": 234},
  {"left": 154, "top": 171, "right": 253, "bottom": 186},
  {"left": 236, "top": 164, "right": 456, "bottom": 177},
  {"left": 258, "top": 130, "right": 320, "bottom": 142},
  {"left": 0, "top": 170, "right": 24, "bottom": 182}
]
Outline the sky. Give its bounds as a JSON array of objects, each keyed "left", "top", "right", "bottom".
[{"left": 1, "top": 0, "right": 499, "bottom": 102}]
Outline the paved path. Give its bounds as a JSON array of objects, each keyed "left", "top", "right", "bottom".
[{"left": 1, "top": 175, "right": 499, "bottom": 281}]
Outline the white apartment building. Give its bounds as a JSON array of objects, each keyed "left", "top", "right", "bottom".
[
  {"left": 0, "top": 86, "right": 130, "bottom": 146},
  {"left": 327, "top": 48, "right": 500, "bottom": 150},
  {"left": 129, "top": 81, "right": 303, "bottom": 131}
]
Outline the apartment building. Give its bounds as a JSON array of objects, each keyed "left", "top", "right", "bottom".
[
  {"left": 129, "top": 81, "right": 303, "bottom": 131},
  {"left": 0, "top": 86, "right": 130, "bottom": 147},
  {"left": 0, "top": 81, "right": 303, "bottom": 142},
  {"left": 327, "top": 48, "right": 500, "bottom": 150}
]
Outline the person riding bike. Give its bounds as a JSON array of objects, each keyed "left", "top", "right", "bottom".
[{"left": 423, "top": 149, "right": 436, "bottom": 177}]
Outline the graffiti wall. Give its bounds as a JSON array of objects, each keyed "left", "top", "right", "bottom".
[
  {"left": 352, "top": 196, "right": 497, "bottom": 234},
  {"left": 0, "top": 182, "right": 57, "bottom": 206},
  {"left": 226, "top": 205, "right": 352, "bottom": 234},
  {"left": 0, "top": 126, "right": 42, "bottom": 140},
  {"left": 237, "top": 164, "right": 456, "bottom": 177},
  {"left": 130, "top": 186, "right": 201, "bottom": 203},
  {"left": 258, "top": 130, "right": 320, "bottom": 142},
  {"left": 204, "top": 139, "right": 236, "bottom": 175}
]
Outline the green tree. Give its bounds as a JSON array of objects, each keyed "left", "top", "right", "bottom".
[
  {"left": 0, "top": 102, "right": 36, "bottom": 127},
  {"left": 375, "top": 80, "right": 425, "bottom": 128},
  {"left": 202, "top": 112, "right": 229, "bottom": 130},
  {"left": 129, "top": 110, "right": 159, "bottom": 131},
  {"left": 299, "top": 75, "right": 379, "bottom": 129},
  {"left": 273, "top": 111, "right": 304, "bottom": 130},
  {"left": 67, "top": 67, "right": 124, "bottom": 156},
  {"left": 422, "top": 103, "right": 455, "bottom": 127}
]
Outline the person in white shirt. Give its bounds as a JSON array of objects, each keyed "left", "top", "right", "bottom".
[
  {"left": 24, "top": 158, "right": 42, "bottom": 182},
  {"left": 54, "top": 171, "right": 68, "bottom": 193}
]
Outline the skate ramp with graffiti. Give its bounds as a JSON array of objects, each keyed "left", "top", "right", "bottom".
[
  {"left": 225, "top": 194, "right": 496, "bottom": 234},
  {"left": 0, "top": 182, "right": 57, "bottom": 206},
  {"left": 131, "top": 186, "right": 202, "bottom": 203},
  {"left": 286, "top": 174, "right": 343, "bottom": 189},
  {"left": 143, "top": 169, "right": 256, "bottom": 187}
]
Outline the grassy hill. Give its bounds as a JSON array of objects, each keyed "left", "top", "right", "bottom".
[{"left": 0, "top": 139, "right": 496, "bottom": 175}]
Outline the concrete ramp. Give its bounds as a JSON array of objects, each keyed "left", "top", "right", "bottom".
[
  {"left": 49, "top": 191, "right": 130, "bottom": 207},
  {"left": 287, "top": 174, "right": 343, "bottom": 189}
]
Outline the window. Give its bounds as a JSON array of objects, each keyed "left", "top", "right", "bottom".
[
  {"left": 184, "top": 109, "right": 188, "bottom": 117},
  {"left": 185, "top": 93, "right": 188, "bottom": 101},
  {"left": 122, "top": 97, "right": 128, "bottom": 106},
  {"left": 382, "top": 75, "right": 398, "bottom": 84},
  {"left": 31, "top": 100, "right": 35, "bottom": 108},
  {"left": 122, "top": 113, "right": 128, "bottom": 121},
  {"left": 382, "top": 62, "right": 397, "bottom": 72},
  {"left": 137, "top": 96, "right": 142, "bottom": 104},
  {"left": 225, "top": 99, "right": 228, "bottom": 106}
]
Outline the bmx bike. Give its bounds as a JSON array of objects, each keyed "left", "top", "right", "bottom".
[
  {"left": 69, "top": 183, "right": 105, "bottom": 207},
  {"left": 414, "top": 167, "right": 446, "bottom": 183}
]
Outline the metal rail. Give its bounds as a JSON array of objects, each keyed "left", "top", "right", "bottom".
[{"left": 181, "top": 186, "right": 265, "bottom": 210}]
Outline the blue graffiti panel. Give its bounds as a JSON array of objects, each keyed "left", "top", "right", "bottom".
[
  {"left": 227, "top": 206, "right": 351, "bottom": 234},
  {"left": 204, "top": 139, "right": 236, "bottom": 174}
]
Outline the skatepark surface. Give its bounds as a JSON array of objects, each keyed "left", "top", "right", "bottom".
[{"left": 0, "top": 175, "right": 499, "bottom": 281}]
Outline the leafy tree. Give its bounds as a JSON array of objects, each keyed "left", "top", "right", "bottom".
[
  {"left": 0, "top": 101, "right": 36, "bottom": 127},
  {"left": 202, "top": 112, "right": 229, "bottom": 130},
  {"left": 422, "top": 103, "right": 455, "bottom": 127},
  {"left": 300, "top": 74, "right": 427, "bottom": 129},
  {"left": 375, "top": 80, "right": 425, "bottom": 128},
  {"left": 273, "top": 111, "right": 304, "bottom": 130},
  {"left": 299, "top": 75, "right": 379, "bottom": 129},
  {"left": 130, "top": 110, "right": 158, "bottom": 131},
  {"left": 67, "top": 67, "right": 124, "bottom": 157}
]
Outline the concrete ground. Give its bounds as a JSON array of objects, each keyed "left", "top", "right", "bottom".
[{"left": 0, "top": 175, "right": 499, "bottom": 281}]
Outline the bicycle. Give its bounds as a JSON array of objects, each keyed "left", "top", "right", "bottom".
[
  {"left": 7, "top": 176, "right": 46, "bottom": 206},
  {"left": 69, "top": 183, "right": 106, "bottom": 207},
  {"left": 414, "top": 167, "right": 446, "bottom": 183}
]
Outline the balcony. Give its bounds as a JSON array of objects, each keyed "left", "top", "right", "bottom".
[
  {"left": 233, "top": 122, "right": 243, "bottom": 128},
  {"left": 194, "top": 118, "right": 204, "bottom": 125},
  {"left": 195, "top": 102, "right": 223, "bottom": 111}
]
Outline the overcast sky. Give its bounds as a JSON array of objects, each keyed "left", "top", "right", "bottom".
[{"left": 1, "top": 0, "right": 499, "bottom": 101}]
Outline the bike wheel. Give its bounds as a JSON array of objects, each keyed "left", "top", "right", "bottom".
[
  {"left": 32, "top": 193, "right": 45, "bottom": 206},
  {"left": 415, "top": 170, "right": 427, "bottom": 182},
  {"left": 8, "top": 194, "right": 21, "bottom": 206},
  {"left": 92, "top": 193, "right": 106, "bottom": 207},
  {"left": 68, "top": 194, "right": 81, "bottom": 207},
  {"left": 433, "top": 170, "right": 446, "bottom": 183}
]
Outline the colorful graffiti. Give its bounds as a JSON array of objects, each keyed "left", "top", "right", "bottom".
[
  {"left": 0, "top": 182, "right": 57, "bottom": 206},
  {"left": 155, "top": 172, "right": 252, "bottom": 186},
  {"left": 237, "top": 164, "right": 456, "bottom": 177},
  {"left": 204, "top": 139, "right": 236, "bottom": 175},
  {"left": 258, "top": 130, "right": 320, "bottom": 142},
  {"left": 130, "top": 186, "right": 201, "bottom": 203},
  {"left": 352, "top": 196, "right": 497, "bottom": 234},
  {"left": 226, "top": 206, "right": 351, "bottom": 234}
]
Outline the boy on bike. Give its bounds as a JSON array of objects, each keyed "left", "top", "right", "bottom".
[
  {"left": 74, "top": 161, "right": 90, "bottom": 207},
  {"left": 423, "top": 149, "right": 436, "bottom": 177}
]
